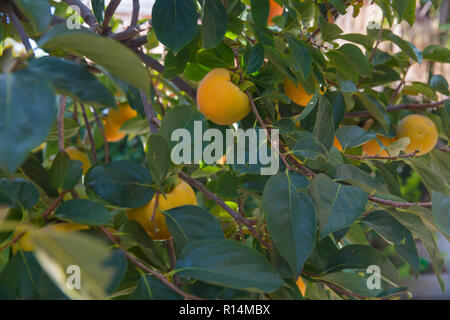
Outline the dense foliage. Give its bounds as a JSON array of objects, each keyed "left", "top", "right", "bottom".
[{"left": 0, "top": 0, "right": 449, "bottom": 300}]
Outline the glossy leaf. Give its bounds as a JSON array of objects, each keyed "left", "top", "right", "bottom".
[
  {"left": 152, "top": 0, "right": 198, "bottom": 53},
  {"left": 176, "top": 239, "right": 284, "bottom": 293},
  {"left": 263, "top": 173, "right": 316, "bottom": 276},
  {"left": 202, "top": 0, "right": 228, "bottom": 49},
  {"left": 54, "top": 199, "right": 113, "bottom": 226},
  {"left": 164, "top": 205, "right": 224, "bottom": 254},
  {"left": 0, "top": 70, "right": 56, "bottom": 173},
  {"left": 310, "top": 174, "right": 368, "bottom": 238},
  {"left": 0, "top": 178, "right": 39, "bottom": 211},
  {"left": 85, "top": 161, "right": 154, "bottom": 208}
]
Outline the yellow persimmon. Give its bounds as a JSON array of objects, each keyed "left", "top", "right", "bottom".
[
  {"left": 333, "top": 136, "right": 343, "bottom": 152},
  {"left": 362, "top": 136, "right": 396, "bottom": 157},
  {"left": 197, "top": 68, "right": 251, "bottom": 125},
  {"left": 126, "top": 180, "right": 197, "bottom": 241},
  {"left": 268, "top": 0, "right": 283, "bottom": 25},
  {"left": 284, "top": 78, "right": 317, "bottom": 107},
  {"left": 65, "top": 147, "right": 91, "bottom": 174},
  {"left": 296, "top": 276, "right": 306, "bottom": 296},
  {"left": 397, "top": 114, "right": 438, "bottom": 156},
  {"left": 104, "top": 103, "right": 137, "bottom": 142}
]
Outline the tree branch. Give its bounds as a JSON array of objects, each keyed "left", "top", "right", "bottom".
[
  {"left": 5, "top": 4, "right": 33, "bottom": 54},
  {"left": 91, "top": 107, "right": 110, "bottom": 163},
  {"left": 345, "top": 98, "right": 450, "bottom": 118},
  {"left": 345, "top": 151, "right": 418, "bottom": 160},
  {"left": 139, "top": 90, "right": 159, "bottom": 134},
  {"left": 102, "top": 0, "right": 121, "bottom": 34},
  {"left": 130, "top": 0, "right": 140, "bottom": 28},
  {"left": 98, "top": 226, "right": 203, "bottom": 300},
  {"left": 80, "top": 103, "right": 98, "bottom": 163},
  {"left": 368, "top": 195, "right": 431, "bottom": 208},
  {"left": 62, "top": 0, "right": 97, "bottom": 28},
  {"left": 178, "top": 172, "right": 273, "bottom": 250},
  {"left": 135, "top": 50, "right": 197, "bottom": 101},
  {"left": 58, "top": 96, "right": 67, "bottom": 152}
]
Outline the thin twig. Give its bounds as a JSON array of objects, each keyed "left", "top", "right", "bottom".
[
  {"left": 91, "top": 107, "right": 110, "bottom": 163},
  {"left": 166, "top": 239, "right": 182, "bottom": 287},
  {"left": 5, "top": 4, "right": 33, "bottom": 54},
  {"left": 139, "top": 91, "right": 159, "bottom": 134},
  {"left": 80, "top": 103, "right": 98, "bottom": 163},
  {"left": 345, "top": 98, "right": 450, "bottom": 118},
  {"left": 42, "top": 190, "right": 70, "bottom": 220},
  {"left": 0, "top": 230, "right": 26, "bottom": 253},
  {"left": 368, "top": 195, "right": 431, "bottom": 208},
  {"left": 178, "top": 172, "right": 273, "bottom": 250},
  {"left": 102, "top": 0, "right": 121, "bottom": 34},
  {"left": 58, "top": 96, "right": 67, "bottom": 152},
  {"left": 62, "top": 0, "right": 97, "bottom": 28},
  {"left": 130, "top": 0, "right": 140, "bottom": 28},
  {"left": 98, "top": 226, "right": 203, "bottom": 300},
  {"left": 345, "top": 151, "right": 418, "bottom": 160},
  {"left": 135, "top": 50, "right": 197, "bottom": 101}
]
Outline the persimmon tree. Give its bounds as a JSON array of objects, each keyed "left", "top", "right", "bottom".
[{"left": 0, "top": 0, "right": 449, "bottom": 300}]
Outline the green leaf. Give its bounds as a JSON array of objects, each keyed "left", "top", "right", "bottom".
[
  {"left": 50, "top": 152, "right": 83, "bottom": 190},
  {"left": 130, "top": 275, "right": 182, "bottom": 300},
  {"left": 85, "top": 160, "right": 154, "bottom": 208},
  {"left": 310, "top": 174, "right": 368, "bottom": 238},
  {"left": 12, "top": 0, "right": 51, "bottom": 34},
  {"left": 390, "top": 210, "right": 445, "bottom": 291},
  {"left": 403, "top": 82, "right": 437, "bottom": 101},
  {"left": 30, "top": 57, "right": 115, "bottom": 109},
  {"left": 0, "top": 252, "right": 62, "bottom": 299},
  {"left": 318, "top": 271, "right": 396, "bottom": 298},
  {"left": 152, "top": 0, "right": 198, "bottom": 53},
  {"left": 0, "top": 178, "right": 39, "bottom": 211},
  {"left": 406, "top": 157, "right": 450, "bottom": 195},
  {"left": 54, "top": 199, "right": 113, "bottom": 226},
  {"left": 262, "top": 173, "right": 316, "bottom": 276},
  {"left": 162, "top": 50, "right": 189, "bottom": 80},
  {"left": 30, "top": 229, "right": 127, "bottom": 299},
  {"left": 47, "top": 118, "right": 80, "bottom": 142},
  {"left": 362, "top": 210, "right": 419, "bottom": 274},
  {"left": 313, "top": 96, "right": 335, "bottom": 150},
  {"left": 382, "top": 31, "right": 422, "bottom": 63},
  {"left": 432, "top": 191, "right": 450, "bottom": 236},
  {"left": 318, "top": 16, "right": 343, "bottom": 42},
  {"left": 423, "top": 45, "right": 450, "bottom": 63},
  {"left": 0, "top": 70, "right": 56, "bottom": 174},
  {"left": 356, "top": 94, "right": 390, "bottom": 133},
  {"left": 336, "top": 164, "right": 388, "bottom": 194},
  {"left": 337, "top": 44, "right": 371, "bottom": 78},
  {"left": 39, "top": 25, "right": 150, "bottom": 91},
  {"left": 176, "top": 239, "right": 284, "bottom": 293},
  {"left": 91, "top": 0, "right": 105, "bottom": 24},
  {"left": 244, "top": 43, "right": 265, "bottom": 74},
  {"left": 202, "top": 0, "right": 228, "bottom": 49},
  {"left": 430, "top": 75, "right": 449, "bottom": 95},
  {"left": 158, "top": 105, "right": 207, "bottom": 163},
  {"left": 196, "top": 43, "right": 235, "bottom": 69},
  {"left": 329, "top": 0, "right": 346, "bottom": 14},
  {"left": 146, "top": 135, "right": 170, "bottom": 189},
  {"left": 291, "top": 132, "right": 329, "bottom": 161},
  {"left": 339, "top": 34, "right": 374, "bottom": 51},
  {"left": 251, "top": 0, "right": 270, "bottom": 27},
  {"left": 335, "top": 125, "right": 377, "bottom": 150},
  {"left": 326, "top": 244, "right": 400, "bottom": 285},
  {"left": 20, "top": 154, "right": 58, "bottom": 198},
  {"left": 164, "top": 205, "right": 224, "bottom": 254},
  {"left": 393, "top": 0, "right": 416, "bottom": 25},
  {"left": 286, "top": 37, "right": 312, "bottom": 79}
]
